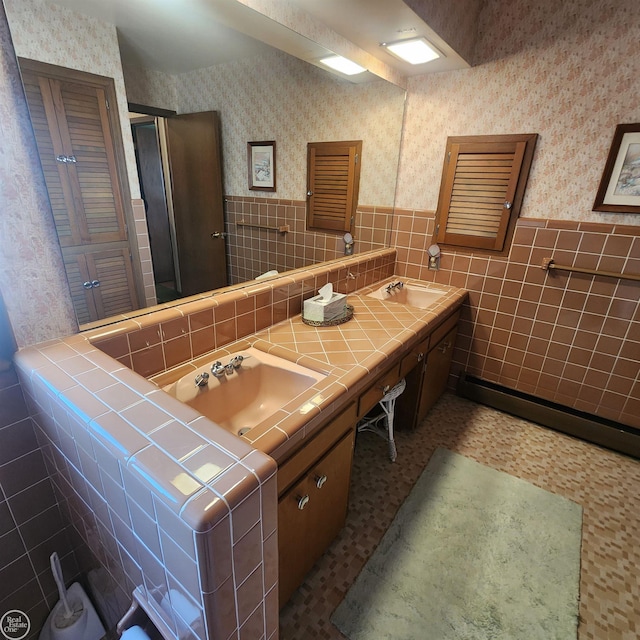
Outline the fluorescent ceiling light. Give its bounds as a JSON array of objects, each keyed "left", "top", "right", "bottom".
[
  {"left": 383, "top": 37, "right": 441, "bottom": 65},
  {"left": 319, "top": 55, "right": 366, "bottom": 76}
]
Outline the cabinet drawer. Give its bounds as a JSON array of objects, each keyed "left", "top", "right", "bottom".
[
  {"left": 357, "top": 362, "right": 402, "bottom": 418},
  {"left": 429, "top": 310, "right": 460, "bottom": 350},
  {"left": 278, "top": 401, "right": 357, "bottom": 497},
  {"left": 399, "top": 335, "right": 429, "bottom": 378}
]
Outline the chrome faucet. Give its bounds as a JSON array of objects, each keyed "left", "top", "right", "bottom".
[
  {"left": 213, "top": 355, "right": 246, "bottom": 377},
  {"left": 195, "top": 372, "right": 209, "bottom": 387},
  {"left": 385, "top": 281, "right": 404, "bottom": 294}
]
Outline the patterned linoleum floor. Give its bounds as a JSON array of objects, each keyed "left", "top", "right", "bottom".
[{"left": 279, "top": 393, "right": 640, "bottom": 640}]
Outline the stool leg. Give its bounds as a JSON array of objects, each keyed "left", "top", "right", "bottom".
[{"left": 385, "top": 400, "right": 397, "bottom": 463}]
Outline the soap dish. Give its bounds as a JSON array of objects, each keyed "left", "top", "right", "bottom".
[{"left": 302, "top": 304, "right": 354, "bottom": 327}]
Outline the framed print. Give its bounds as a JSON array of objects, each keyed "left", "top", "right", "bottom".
[
  {"left": 593, "top": 123, "right": 640, "bottom": 213},
  {"left": 247, "top": 141, "right": 276, "bottom": 191}
]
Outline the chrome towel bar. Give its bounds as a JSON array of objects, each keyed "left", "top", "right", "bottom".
[{"left": 541, "top": 257, "right": 640, "bottom": 282}]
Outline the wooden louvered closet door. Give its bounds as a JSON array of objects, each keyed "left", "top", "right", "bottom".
[{"left": 20, "top": 60, "right": 139, "bottom": 323}]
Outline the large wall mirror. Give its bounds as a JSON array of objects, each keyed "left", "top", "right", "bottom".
[{"left": 5, "top": 0, "right": 406, "bottom": 328}]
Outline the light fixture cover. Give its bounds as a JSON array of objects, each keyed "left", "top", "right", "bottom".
[
  {"left": 384, "top": 37, "right": 441, "bottom": 65},
  {"left": 319, "top": 55, "right": 366, "bottom": 75}
]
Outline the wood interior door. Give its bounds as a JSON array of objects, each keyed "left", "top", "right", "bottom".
[{"left": 165, "top": 111, "right": 227, "bottom": 295}]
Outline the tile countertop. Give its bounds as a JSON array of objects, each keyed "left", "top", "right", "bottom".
[{"left": 150, "top": 277, "right": 468, "bottom": 464}]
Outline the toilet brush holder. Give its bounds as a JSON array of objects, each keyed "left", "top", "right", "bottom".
[{"left": 38, "top": 553, "right": 105, "bottom": 640}]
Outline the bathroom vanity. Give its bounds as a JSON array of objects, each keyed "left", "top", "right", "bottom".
[{"left": 14, "top": 248, "right": 467, "bottom": 639}]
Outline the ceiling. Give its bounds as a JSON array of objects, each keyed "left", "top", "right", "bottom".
[{"left": 48, "top": 0, "right": 470, "bottom": 83}]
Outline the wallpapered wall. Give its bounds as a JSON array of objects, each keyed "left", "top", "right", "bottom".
[
  {"left": 4, "top": 0, "right": 141, "bottom": 199},
  {"left": 0, "top": 1, "right": 76, "bottom": 346},
  {"left": 125, "top": 48, "right": 406, "bottom": 207},
  {"left": 392, "top": 0, "right": 640, "bottom": 427},
  {"left": 396, "top": 0, "right": 640, "bottom": 226}
]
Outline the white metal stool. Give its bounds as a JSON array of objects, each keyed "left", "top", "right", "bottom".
[{"left": 356, "top": 378, "right": 406, "bottom": 462}]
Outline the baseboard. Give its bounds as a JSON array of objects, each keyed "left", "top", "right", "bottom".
[{"left": 456, "top": 372, "right": 640, "bottom": 459}]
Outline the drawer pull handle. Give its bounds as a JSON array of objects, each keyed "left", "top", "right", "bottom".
[
  {"left": 380, "top": 384, "right": 390, "bottom": 394},
  {"left": 296, "top": 495, "right": 310, "bottom": 510},
  {"left": 438, "top": 341, "right": 451, "bottom": 353},
  {"left": 417, "top": 352, "right": 424, "bottom": 361},
  {"left": 315, "top": 474, "right": 327, "bottom": 489}
]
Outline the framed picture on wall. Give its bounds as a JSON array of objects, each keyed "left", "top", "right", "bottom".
[
  {"left": 593, "top": 123, "right": 640, "bottom": 213},
  {"left": 247, "top": 141, "right": 276, "bottom": 191}
]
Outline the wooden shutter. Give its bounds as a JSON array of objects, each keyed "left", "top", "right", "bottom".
[
  {"left": 435, "top": 134, "right": 538, "bottom": 252},
  {"left": 307, "top": 141, "right": 362, "bottom": 232}
]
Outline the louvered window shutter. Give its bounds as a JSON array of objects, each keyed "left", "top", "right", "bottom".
[
  {"left": 435, "top": 134, "right": 537, "bottom": 252},
  {"left": 307, "top": 141, "right": 362, "bottom": 232}
]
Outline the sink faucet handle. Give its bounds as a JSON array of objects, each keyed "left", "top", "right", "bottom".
[
  {"left": 211, "top": 361, "right": 225, "bottom": 377},
  {"left": 195, "top": 372, "right": 210, "bottom": 387},
  {"left": 230, "top": 355, "right": 245, "bottom": 369}
]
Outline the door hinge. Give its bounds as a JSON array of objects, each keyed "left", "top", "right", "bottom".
[
  {"left": 105, "top": 98, "right": 110, "bottom": 110},
  {"left": 355, "top": 153, "right": 359, "bottom": 164},
  {"left": 435, "top": 223, "right": 440, "bottom": 235},
  {"left": 447, "top": 151, "right": 451, "bottom": 163}
]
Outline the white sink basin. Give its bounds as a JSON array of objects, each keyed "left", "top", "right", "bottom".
[
  {"left": 163, "top": 347, "right": 326, "bottom": 436},
  {"left": 368, "top": 282, "right": 446, "bottom": 309}
]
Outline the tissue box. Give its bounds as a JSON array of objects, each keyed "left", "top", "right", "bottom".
[{"left": 303, "top": 292, "right": 347, "bottom": 322}]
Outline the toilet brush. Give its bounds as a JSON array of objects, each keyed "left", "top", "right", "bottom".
[{"left": 50, "top": 553, "right": 83, "bottom": 629}]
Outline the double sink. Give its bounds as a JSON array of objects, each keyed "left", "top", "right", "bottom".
[{"left": 162, "top": 280, "right": 447, "bottom": 438}]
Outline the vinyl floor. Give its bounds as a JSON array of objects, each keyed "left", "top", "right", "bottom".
[{"left": 278, "top": 393, "right": 640, "bottom": 640}]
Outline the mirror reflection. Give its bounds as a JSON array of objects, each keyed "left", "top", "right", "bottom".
[{"left": 5, "top": 0, "right": 406, "bottom": 328}]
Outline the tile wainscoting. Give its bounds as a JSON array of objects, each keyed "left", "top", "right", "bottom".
[{"left": 392, "top": 213, "right": 640, "bottom": 429}]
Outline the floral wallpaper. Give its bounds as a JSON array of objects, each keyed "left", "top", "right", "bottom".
[
  {"left": 174, "top": 48, "right": 406, "bottom": 206},
  {"left": 0, "top": 1, "right": 76, "bottom": 346},
  {"left": 396, "top": 0, "right": 640, "bottom": 225},
  {"left": 4, "top": 0, "right": 141, "bottom": 199}
]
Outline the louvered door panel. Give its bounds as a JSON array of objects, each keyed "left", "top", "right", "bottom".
[
  {"left": 307, "top": 141, "right": 362, "bottom": 232},
  {"left": 438, "top": 142, "right": 525, "bottom": 251},
  {"left": 22, "top": 75, "right": 82, "bottom": 246},
  {"left": 85, "top": 249, "right": 138, "bottom": 319},
  {"left": 62, "top": 252, "right": 96, "bottom": 325},
  {"left": 56, "top": 81, "right": 127, "bottom": 243},
  {"left": 435, "top": 134, "right": 537, "bottom": 253}
]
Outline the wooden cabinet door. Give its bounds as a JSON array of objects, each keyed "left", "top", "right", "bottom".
[
  {"left": 417, "top": 326, "right": 458, "bottom": 421},
  {"left": 63, "top": 249, "right": 138, "bottom": 324},
  {"left": 278, "top": 429, "right": 355, "bottom": 607},
  {"left": 20, "top": 60, "right": 140, "bottom": 324}
]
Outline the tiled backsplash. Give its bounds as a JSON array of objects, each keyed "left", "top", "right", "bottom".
[
  {"left": 90, "top": 249, "right": 396, "bottom": 379},
  {"left": 224, "top": 196, "right": 393, "bottom": 285},
  {"left": 392, "top": 212, "right": 640, "bottom": 429}
]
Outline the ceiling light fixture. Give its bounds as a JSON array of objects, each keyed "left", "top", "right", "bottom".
[
  {"left": 319, "top": 55, "right": 366, "bottom": 76},
  {"left": 382, "top": 37, "right": 441, "bottom": 65}
]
